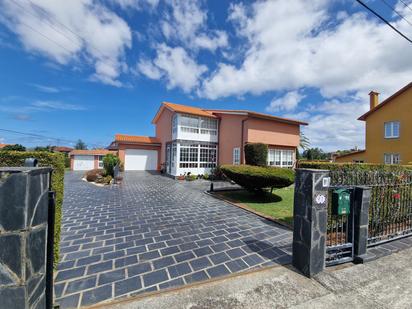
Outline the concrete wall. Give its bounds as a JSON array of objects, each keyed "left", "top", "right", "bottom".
[{"left": 0, "top": 167, "right": 52, "bottom": 309}]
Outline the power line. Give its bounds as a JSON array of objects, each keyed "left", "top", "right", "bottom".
[
  {"left": 380, "top": 0, "right": 412, "bottom": 27},
  {"left": 355, "top": 0, "right": 412, "bottom": 44},
  {"left": 0, "top": 128, "right": 103, "bottom": 148},
  {"left": 399, "top": 0, "right": 412, "bottom": 14}
]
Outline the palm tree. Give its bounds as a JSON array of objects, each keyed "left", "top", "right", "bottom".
[{"left": 299, "top": 132, "right": 310, "bottom": 150}]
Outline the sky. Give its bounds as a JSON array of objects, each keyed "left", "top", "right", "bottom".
[{"left": 0, "top": 0, "right": 411, "bottom": 151}]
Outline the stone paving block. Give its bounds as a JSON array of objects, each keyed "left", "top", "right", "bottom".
[
  {"left": 206, "top": 264, "right": 231, "bottom": 278},
  {"left": 81, "top": 284, "right": 112, "bottom": 306},
  {"left": 127, "top": 262, "right": 152, "bottom": 277},
  {"left": 114, "top": 277, "right": 142, "bottom": 297},
  {"left": 190, "top": 257, "right": 212, "bottom": 271},
  {"left": 56, "top": 294, "right": 80, "bottom": 308},
  {"left": 55, "top": 172, "right": 294, "bottom": 307},
  {"left": 142, "top": 269, "right": 169, "bottom": 287}
]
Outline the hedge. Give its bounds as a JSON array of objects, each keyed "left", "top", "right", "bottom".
[
  {"left": 244, "top": 143, "right": 268, "bottom": 166},
  {"left": 221, "top": 164, "right": 295, "bottom": 192},
  {"left": 0, "top": 151, "right": 65, "bottom": 268},
  {"left": 298, "top": 161, "right": 412, "bottom": 172}
]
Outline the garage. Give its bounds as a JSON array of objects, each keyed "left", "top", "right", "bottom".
[
  {"left": 73, "top": 155, "right": 94, "bottom": 171},
  {"left": 125, "top": 149, "right": 158, "bottom": 170}
]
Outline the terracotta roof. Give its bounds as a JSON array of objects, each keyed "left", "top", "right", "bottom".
[
  {"left": 207, "top": 109, "right": 308, "bottom": 126},
  {"left": 69, "top": 149, "right": 115, "bottom": 156},
  {"left": 358, "top": 82, "right": 412, "bottom": 121},
  {"left": 52, "top": 146, "right": 73, "bottom": 152},
  {"left": 335, "top": 150, "right": 365, "bottom": 159},
  {"left": 0, "top": 144, "right": 9, "bottom": 149},
  {"left": 115, "top": 134, "right": 161, "bottom": 145},
  {"left": 152, "top": 102, "right": 216, "bottom": 123}
]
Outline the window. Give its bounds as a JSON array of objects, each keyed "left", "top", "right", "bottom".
[
  {"left": 179, "top": 114, "right": 217, "bottom": 136},
  {"left": 384, "top": 121, "right": 400, "bottom": 138},
  {"left": 172, "top": 114, "right": 178, "bottom": 135},
  {"left": 384, "top": 153, "right": 400, "bottom": 165},
  {"left": 233, "top": 147, "right": 240, "bottom": 165},
  {"left": 179, "top": 142, "right": 217, "bottom": 168},
  {"left": 268, "top": 149, "right": 294, "bottom": 167},
  {"left": 98, "top": 155, "right": 104, "bottom": 168}
]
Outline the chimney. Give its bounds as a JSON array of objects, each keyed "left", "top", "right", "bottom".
[{"left": 369, "top": 91, "right": 379, "bottom": 110}]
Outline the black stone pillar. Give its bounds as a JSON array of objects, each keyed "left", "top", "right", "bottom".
[
  {"left": 292, "top": 168, "right": 330, "bottom": 277},
  {"left": 353, "top": 186, "right": 371, "bottom": 263},
  {"left": 0, "top": 167, "right": 52, "bottom": 309}
]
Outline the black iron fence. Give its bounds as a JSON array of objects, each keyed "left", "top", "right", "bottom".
[{"left": 329, "top": 170, "right": 412, "bottom": 247}]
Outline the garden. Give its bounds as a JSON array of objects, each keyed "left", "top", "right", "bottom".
[
  {"left": 212, "top": 143, "right": 295, "bottom": 227},
  {"left": 84, "top": 154, "right": 122, "bottom": 185}
]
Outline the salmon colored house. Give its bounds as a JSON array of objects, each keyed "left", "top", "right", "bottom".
[
  {"left": 69, "top": 149, "right": 115, "bottom": 171},
  {"left": 112, "top": 102, "right": 307, "bottom": 176}
]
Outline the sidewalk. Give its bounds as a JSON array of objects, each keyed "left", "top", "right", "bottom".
[{"left": 92, "top": 246, "right": 412, "bottom": 309}]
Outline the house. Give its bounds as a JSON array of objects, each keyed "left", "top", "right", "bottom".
[
  {"left": 335, "top": 82, "right": 412, "bottom": 164},
  {"left": 0, "top": 144, "right": 10, "bottom": 149},
  {"left": 69, "top": 149, "right": 115, "bottom": 171},
  {"left": 113, "top": 102, "right": 307, "bottom": 176},
  {"left": 52, "top": 146, "right": 73, "bottom": 154}
]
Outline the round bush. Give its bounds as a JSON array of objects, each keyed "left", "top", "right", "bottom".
[
  {"left": 221, "top": 165, "right": 295, "bottom": 192},
  {"left": 103, "top": 154, "right": 120, "bottom": 177},
  {"left": 85, "top": 169, "right": 105, "bottom": 182}
]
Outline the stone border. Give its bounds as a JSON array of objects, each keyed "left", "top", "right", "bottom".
[{"left": 205, "top": 190, "right": 293, "bottom": 230}]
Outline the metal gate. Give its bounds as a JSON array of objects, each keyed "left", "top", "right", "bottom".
[{"left": 325, "top": 188, "right": 355, "bottom": 266}]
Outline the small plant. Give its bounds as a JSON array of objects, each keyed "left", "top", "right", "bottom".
[
  {"left": 177, "top": 175, "right": 185, "bottom": 180},
  {"left": 186, "top": 174, "right": 197, "bottom": 181},
  {"left": 103, "top": 154, "right": 120, "bottom": 177},
  {"left": 95, "top": 175, "right": 113, "bottom": 185},
  {"left": 203, "top": 173, "right": 209, "bottom": 180}
]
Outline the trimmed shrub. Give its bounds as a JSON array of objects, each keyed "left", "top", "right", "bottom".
[
  {"left": 186, "top": 174, "right": 197, "bottom": 181},
  {"left": 0, "top": 151, "right": 64, "bottom": 268},
  {"left": 85, "top": 169, "right": 106, "bottom": 182},
  {"left": 103, "top": 154, "right": 120, "bottom": 177},
  {"left": 298, "top": 161, "right": 412, "bottom": 172},
  {"left": 221, "top": 165, "right": 295, "bottom": 193},
  {"left": 244, "top": 143, "right": 268, "bottom": 166},
  {"left": 95, "top": 175, "right": 112, "bottom": 184}
]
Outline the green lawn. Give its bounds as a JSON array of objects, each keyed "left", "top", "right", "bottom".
[{"left": 218, "top": 186, "right": 294, "bottom": 226}]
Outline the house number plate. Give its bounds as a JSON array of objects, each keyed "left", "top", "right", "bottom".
[{"left": 315, "top": 194, "right": 326, "bottom": 204}]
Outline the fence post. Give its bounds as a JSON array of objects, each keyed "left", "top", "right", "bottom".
[
  {"left": 353, "top": 186, "right": 371, "bottom": 263},
  {"left": 292, "top": 168, "right": 330, "bottom": 277}
]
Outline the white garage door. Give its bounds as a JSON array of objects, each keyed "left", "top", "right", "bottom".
[
  {"left": 73, "top": 155, "right": 94, "bottom": 171},
  {"left": 125, "top": 149, "right": 158, "bottom": 171}
]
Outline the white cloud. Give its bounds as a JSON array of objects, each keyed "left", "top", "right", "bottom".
[
  {"left": 110, "top": 0, "right": 159, "bottom": 10},
  {"left": 30, "top": 83, "right": 61, "bottom": 93},
  {"left": 138, "top": 44, "right": 207, "bottom": 93},
  {"left": 31, "top": 100, "right": 85, "bottom": 111},
  {"left": 200, "top": 0, "right": 412, "bottom": 99},
  {"left": 161, "top": 0, "right": 228, "bottom": 52},
  {"left": 283, "top": 95, "right": 369, "bottom": 152},
  {"left": 266, "top": 91, "right": 305, "bottom": 113},
  {"left": 0, "top": 0, "right": 132, "bottom": 86}
]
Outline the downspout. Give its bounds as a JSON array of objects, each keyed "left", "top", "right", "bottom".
[{"left": 240, "top": 117, "right": 249, "bottom": 164}]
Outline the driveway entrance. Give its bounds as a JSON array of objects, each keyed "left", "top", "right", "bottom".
[{"left": 55, "top": 172, "right": 292, "bottom": 308}]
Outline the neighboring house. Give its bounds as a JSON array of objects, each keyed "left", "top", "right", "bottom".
[
  {"left": 69, "top": 149, "right": 115, "bottom": 171},
  {"left": 0, "top": 144, "right": 9, "bottom": 149},
  {"left": 114, "top": 102, "right": 307, "bottom": 176},
  {"left": 336, "top": 82, "right": 412, "bottom": 164},
  {"left": 52, "top": 146, "right": 73, "bottom": 154}
]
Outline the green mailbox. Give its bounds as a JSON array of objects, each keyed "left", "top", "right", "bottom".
[{"left": 332, "top": 188, "right": 351, "bottom": 215}]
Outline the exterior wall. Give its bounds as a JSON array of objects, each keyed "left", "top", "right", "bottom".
[
  {"left": 70, "top": 156, "right": 74, "bottom": 170},
  {"left": 364, "top": 89, "right": 412, "bottom": 164},
  {"left": 335, "top": 152, "right": 366, "bottom": 163},
  {"left": 155, "top": 108, "right": 174, "bottom": 166},
  {"left": 245, "top": 117, "right": 300, "bottom": 147},
  {"left": 215, "top": 113, "right": 248, "bottom": 165},
  {"left": 117, "top": 143, "right": 160, "bottom": 170}
]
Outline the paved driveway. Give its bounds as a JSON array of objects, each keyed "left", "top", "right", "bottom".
[{"left": 55, "top": 172, "right": 292, "bottom": 308}]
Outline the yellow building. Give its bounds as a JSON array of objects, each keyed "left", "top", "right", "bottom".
[{"left": 335, "top": 82, "right": 412, "bottom": 164}]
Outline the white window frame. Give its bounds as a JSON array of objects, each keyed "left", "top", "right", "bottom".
[
  {"left": 233, "top": 147, "right": 240, "bottom": 165},
  {"left": 179, "top": 114, "right": 217, "bottom": 136},
  {"left": 268, "top": 149, "right": 294, "bottom": 168},
  {"left": 98, "top": 155, "right": 104, "bottom": 168},
  {"left": 179, "top": 141, "right": 217, "bottom": 169},
  {"left": 384, "top": 121, "right": 400, "bottom": 139},
  {"left": 384, "top": 153, "right": 400, "bottom": 165}
]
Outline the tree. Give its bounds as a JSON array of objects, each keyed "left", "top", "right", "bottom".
[
  {"left": 1, "top": 144, "right": 26, "bottom": 151},
  {"left": 302, "top": 147, "right": 327, "bottom": 160},
  {"left": 299, "top": 132, "right": 310, "bottom": 150},
  {"left": 74, "top": 139, "right": 87, "bottom": 150},
  {"left": 34, "top": 146, "right": 52, "bottom": 152}
]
